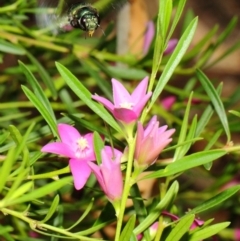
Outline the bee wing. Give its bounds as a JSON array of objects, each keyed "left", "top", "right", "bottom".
[{"left": 36, "top": 0, "right": 72, "bottom": 34}]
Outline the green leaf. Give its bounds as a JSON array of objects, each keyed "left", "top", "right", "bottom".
[
  {"left": 81, "top": 59, "right": 112, "bottom": 99},
  {"left": 55, "top": 62, "right": 122, "bottom": 133},
  {"left": 203, "top": 129, "right": 223, "bottom": 170},
  {"left": 166, "top": 0, "right": 186, "bottom": 42},
  {"left": 214, "top": 16, "right": 237, "bottom": 49},
  {"left": 173, "top": 92, "right": 193, "bottom": 161},
  {"left": 195, "top": 84, "right": 222, "bottom": 137},
  {"left": 165, "top": 214, "right": 195, "bottom": 241},
  {"left": 40, "top": 195, "right": 60, "bottom": 223},
  {"left": 94, "top": 201, "right": 116, "bottom": 226},
  {"left": 130, "top": 184, "right": 151, "bottom": 240},
  {"left": 0, "top": 148, "right": 16, "bottom": 194},
  {"left": 134, "top": 181, "right": 179, "bottom": 235},
  {"left": 183, "top": 25, "right": 218, "bottom": 61},
  {"left": 25, "top": 52, "right": 58, "bottom": 99},
  {"left": 150, "top": 0, "right": 164, "bottom": 84},
  {"left": 150, "top": 17, "right": 198, "bottom": 106},
  {"left": 5, "top": 182, "right": 33, "bottom": 201},
  {"left": 93, "top": 132, "right": 104, "bottom": 165},
  {"left": 0, "top": 39, "right": 25, "bottom": 55},
  {"left": 66, "top": 198, "right": 94, "bottom": 231},
  {"left": 188, "top": 185, "right": 240, "bottom": 215},
  {"left": 160, "top": 0, "right": 172, "bottom": 41},
  {"left": 189, "top": 222, "right": 230, "bottom": 241},
  {"left": 207, "top": 40, "right": 240, "bottom": 68},
  {"left": 3, "top": 176, "right": 72, "bottom": 207},
  {"left": 197, "top": 69, "right": 230, "bottom": 142},
  {"left": 19, "top": 61, "right": 57, "bottom": 123},
  {"left": 21, "top": 86, "right": 58, "bottom": 137},
  {"left": 144, "top": 150, "right": 226, "bottom": 179},
  {"left": 120, "top": 215, "right": 136, "bottom": 241},
  {"left": 229, "top": 110, "right": 240, "bottom": 118},
  {"left": 4, "top": 168, "right": 30, "bottom": 201},
  {"left": 8, "top": 123, "right": 34, "bottom": 168}
]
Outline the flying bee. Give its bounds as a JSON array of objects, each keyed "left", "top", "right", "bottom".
[
  {"left": 67, "top": 3, "right": 100, "bottom": 37},
  {"left": 36, "top": 0, "right": 127, "bottom": 37}
]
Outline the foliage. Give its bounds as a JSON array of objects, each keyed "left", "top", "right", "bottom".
[{"left": 0, "top": 0, "right": 240, "bottom": 240}]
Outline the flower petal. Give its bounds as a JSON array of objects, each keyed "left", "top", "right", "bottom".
[
  {"left": 143, "top": 21, "right": 155, "bottom": 55},
  {"left": 161, "top": 96, "right": 176, "bottom": 110},
  {"left": 113, "top": 108, "right": 138, "bottom": 123},
  {"left": 41, "top": 142, "right": 74, "bottom": 158},
  {"left": 69, "top": 159, "right": 92, "bottom": 190},
  {"left": 58, "top": 124, "right": 81, "bottom": 144},
  {"left": 134, "top": 92, "right": 152, "bottom": 116},
  {"left": 164, "top": 39, "right": 178, "bottom": 55},
  {"left": 88, "top": 161, "right": 107, "bottom": 194},
  {"left": 101, "top": 162, "right": 123, "bottom": 200},
  {"left": 112, "top": 78, "right": 131, "bottom": 106},
  {"left": 103, "top": 146, "right": 122, "bottom": 163},
  {"left": 131, "top": 77, "right": 149, "bottom": 103},
  {"left": 92, "top": 95, "right": 114, "bottom": 113}
]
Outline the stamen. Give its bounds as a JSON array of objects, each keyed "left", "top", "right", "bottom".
[
  {"left": 119, "top": 102, "right": 133, "bottom": 109},
  {"left": 77, "top": 137, "right": 89, "bottom": 151}
]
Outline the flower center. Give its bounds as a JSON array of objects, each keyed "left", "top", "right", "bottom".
[
  {"left": 77, "top": 137, "right": 89, "bottom": 150},
  {"left": 119, "top": 102, "right": 133, "bottom": 109},
  {"left": 75, "top": 137, "right": 89, "bottom": 158}
]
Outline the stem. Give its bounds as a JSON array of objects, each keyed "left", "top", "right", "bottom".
[
  {"left": 154, "top": 216, "right": 165, "bottom": 241},
  {"left": 1, "top": 208, "right": 99, "bottom": 241},
  {"left": 114, "top": 135, "right": 136, "bottom": 241},
  {"left": 27, "top": 166, "right": 70, "bottom": 180}
]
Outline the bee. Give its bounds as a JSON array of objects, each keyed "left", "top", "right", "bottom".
[
  {"left": 68, "top": 3, "right": 100, "bottom": 37},
  {"left": 36, "top": 0, "right": 127, "bottom": 37}
]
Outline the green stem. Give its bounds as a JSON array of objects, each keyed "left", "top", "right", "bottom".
[
  {"left": 27, "top": 166, "right": 70, "bottom": 180},
  {"left": 114, "top": 136, "right": 136, "bottom": 241},
  {"left": 1, "top": 208, "right": 100, "bottom": 241},
  {"left": 154, "top": 216, "right": 165, "bottom": 241}
]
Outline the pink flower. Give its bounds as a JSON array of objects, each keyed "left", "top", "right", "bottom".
[
  {"left": 161, "top": 96, "right": 176, "bottom": 110},
  {"left": 88, "top": 146, "right": 123, "bottom": 202},
  {"left": 41, "top": 124, "right": 96, "bottom": 190},
  {"left": 92, "top": 77, "right": 152, "bottom": 124},
  {"left": 134, "top": 116, "right": 175, "bottom": 167},
  {"left": 164, "top": 39, "right": 178, "bottom": 55},
  {"left": 143, "top": 21, "right": 155, "bottom": 55},
  {"left": 137, "top": 222, "right": 158, "bottom": 240}
]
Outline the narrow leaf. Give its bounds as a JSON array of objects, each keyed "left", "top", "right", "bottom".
[
  {"left": 93, "top": 132, "right": 104, "bottom": 165},
  {"left": 144, "top": 150, "right": 226, "bottom": 179},
  {"left": 25, "top": 52, "right": 57, "bottom": 98},
  {"left": 21, "top": 86, "right": 58, "bottom": 137},
  {"left": 55, "top": 62, "right": 121, "bottom": 133},
  {"left": 134, "top": 181, "right": 179, "bottom": 235},
  {"left": 66, "top": 198, "right": 94, "bottom": 231},
  {"left": 5, "top": 176, "right": 72, "bottom": 206},
  {"left": 165, "top": 214, "right": 195, "bottom": 241},
  {"left": 150, "top": 17, "right": 198, "bottom": 105},
  {"left": 19, "top": 61, "right": 56, "bottom": 120},
  {"left": 197, "top": 69, "right": 230, "bottom": 142},
  {"left": 173, "top": 92, "right": 193, "bottom": 161},
  {"left": 40, "top": 195, "right": 60, "bottom": 223},
  {"left": 120, "top": 215, "right": 136, "bottom": 241},
  {"left": 0, "top": 39, "right": 25, "bottom": 55},
  {"left": 188, "top": 185, "right": 240, "bottom": 215},
  {"left": 189, "top": 222, "right": 230, "bottom": 241},
  {"left": 0, "top": 148, "right": 16, "bottom": 194},
  {"left": 5, "top": 182, "right": 33, "bottom": 201},
  {"left": 166, "top": 0, "right": 186, "bottom": 42}
]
